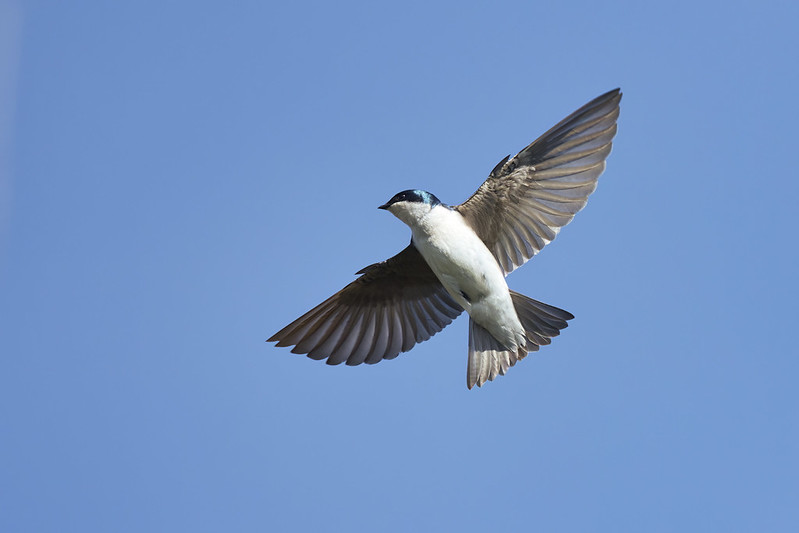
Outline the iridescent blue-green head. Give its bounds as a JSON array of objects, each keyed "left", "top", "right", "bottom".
[{"left": 379, "top": 189, "right": 441, "bottom": 210}]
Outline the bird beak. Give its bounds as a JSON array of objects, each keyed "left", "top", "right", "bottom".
[{"left": 378, "top": 203, "right": 390, "bottom": 210}]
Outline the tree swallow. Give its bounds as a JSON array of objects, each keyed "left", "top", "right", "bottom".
[{"left": 269, "top": 89, "right": 621, "bottom": 389}]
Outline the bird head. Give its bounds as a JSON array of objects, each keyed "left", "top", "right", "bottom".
[{"left": 378, "top": 189, "right": 442, "bottom": 226}]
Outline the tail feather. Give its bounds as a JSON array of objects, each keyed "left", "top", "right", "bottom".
[
  {"left": 467, "top": 320, "right": 522, "bottom": 389},
  {"left": 466, "top": 291, "right": 573, "bottom": 389}
]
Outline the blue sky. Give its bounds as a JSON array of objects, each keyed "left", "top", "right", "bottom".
[{"left": 1, "top": 1, "right": 798, "bottom": 531}]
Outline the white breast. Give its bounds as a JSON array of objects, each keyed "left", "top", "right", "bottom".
[
  {"left": 411, "top": 207, "right": 501, "bottom": 304},
  {"left": 410, "top": 206, "right": 525, "bottom": 349}
]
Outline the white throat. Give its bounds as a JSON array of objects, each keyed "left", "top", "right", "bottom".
[{"left": 387, "top": 201, "right": 435, "bottom": 228}]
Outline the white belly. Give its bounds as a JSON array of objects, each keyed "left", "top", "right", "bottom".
[{"left": 411, "top": 207, "right": 525, "bottom": 350}]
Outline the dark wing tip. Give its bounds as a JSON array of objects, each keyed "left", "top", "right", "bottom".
[{"left": 599, "top": 87, "right": 622, "bottom": 101}]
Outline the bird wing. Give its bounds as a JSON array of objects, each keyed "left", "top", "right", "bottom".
[
  {"left": 268, "top": 244, "right": 463, "bottom": 366},
  {"left": 456, "top": 89, "right": 622, "bottom": 274}
]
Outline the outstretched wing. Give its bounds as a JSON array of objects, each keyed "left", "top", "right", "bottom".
[
  {"left": 457, "top": 89, "right": 622, "bottom": 274},
  {"left": 268, "top": 245, "right": 463, "bottom": 366}
]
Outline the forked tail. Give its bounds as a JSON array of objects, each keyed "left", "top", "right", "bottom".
[{"left": 467, "top": 290, "right": 574, "bottom": 389}]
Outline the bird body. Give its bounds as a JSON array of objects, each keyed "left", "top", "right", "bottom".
[
  {"left": 269, "top": 89, "right": 622, "bottom": 388},
  {"left": 387, "top": 199, "right": 526, "bottom": 354}
]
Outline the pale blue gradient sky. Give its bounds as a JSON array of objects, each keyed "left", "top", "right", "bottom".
[{"left": 2, "top": 1, "right": 798, "bottom": 531}]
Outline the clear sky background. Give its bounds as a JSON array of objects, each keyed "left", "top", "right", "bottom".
[{"left": 1, "top": 1, "right": 798, "bottom": 531}]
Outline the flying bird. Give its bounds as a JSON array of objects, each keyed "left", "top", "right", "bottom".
[{"left": 269, "top": 89, "right": 621, "bottom": 389}]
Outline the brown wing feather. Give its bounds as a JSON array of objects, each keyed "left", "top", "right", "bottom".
[
  {"left": 268, "top": 245, "right": 463, "bottom": 366},
  {"left": 457, "top": 89, "right": 622, "bottom": 274}
]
